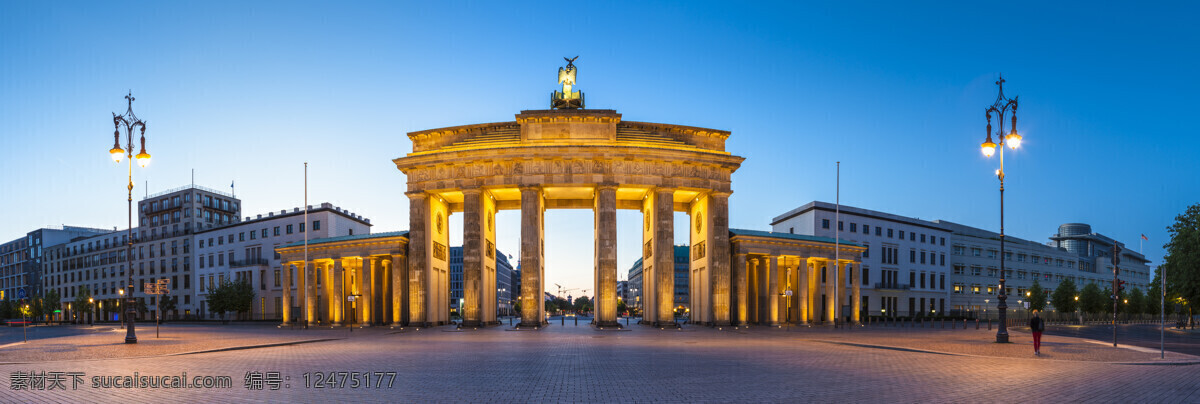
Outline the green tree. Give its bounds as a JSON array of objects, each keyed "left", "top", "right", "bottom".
[
  {"left": 43, "top": 289, "right": 60, "bottom": 322},
  {"left": 573, "top": 296, "right": 591, "bottom": 313},
  {"left": 1127, "top": 288, "right": 1146, "bottom": 315},
  {"left": 1161, "top": 203, "right": 1200, "bottom": 326},
  {"left": 72, "top": 286, "right": 94, "bottom": 323},
  {"left": 1079, "top": 283, "right": 1106, "bottom": 314},
  {"left": 0, "top": 300, "right": 14, "bottom": 319},
  {"left": 1051, "top": 278, "right": 1078, "bottom": 314},
  {"left": 29, "top": 298, "right": 44, "bottom": 322},
  {"left": 1148, "top": 271, "right": 1169, "bottom": 316},
  {"left": 512, "top": 301, "right": 522, "bottom": 315},
  {"left": 1028, "top": 280, "right": 1048, "bottom": 312},
  {"left": 543, "top": 299, "right": 556, "bottom": 314},
  {"left": 617, "top": 299, "right": 627, "bottom": 315},
  {"left": 159, "top": 295, "right": 178, "bottom": 320},
  {"left": 207, "top": 279, "right": 255, "bottom": 322}
]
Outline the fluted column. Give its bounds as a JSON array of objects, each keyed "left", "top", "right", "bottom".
[
  {"left": 710, "top": 192, "right": 731, "bottom": 326},
  {"left": 825, "top": 260, "right": 836, "bottom": 324},
  {"left": 767, "top": 256, "right": 779, "bottom": 326},
  {"left": 281, "top": 262, "right": 292, "bottom": 325},
  {"left": 594, "top": 184, "right": 619, "bottom": 327},
  {"left": 461, "top": 188, "right": 483, "bottom": 327},
  {"left": 749, "top": 257, "right": 760, "bottom": 323},
  {"left": 837, "top": 260, "right": 846, "bottom": 324},
  {"left": 519, "top": 185, "right": 544, "bottom": 327},
  {"left": 653, "top": 187, "right": 676, "bottom": 325},
  {"left": 360, "top": 257, "right": 374, "bottom": 325},
  {"left": 304, "top": 261, "right": 315, "bottom": 326},
  {"left": 381, "top": 257, "right": 392, "bottom": 326},
  {"left": 734, "top": 253, "right": 748, "bottom": 326},
  {"left": 391, "top": 253, "right": 408, "bottom": 326},
  {"left": 798, "top": 259, "right": 809, "bottom": 324},
  {"left": 406, "top": 191, "right": 428, "bottom": 326},
  {"left": 332, "top": 259, "right": 344, "bottom": 326},
  {"left": 851, "top": 261, "right": 861, "bottom": 323}
]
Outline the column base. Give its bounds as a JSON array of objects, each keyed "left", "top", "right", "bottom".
[
  {"left": 461, "top": 320, "right": 482, "bottom": 327},
  {"left": 593, "top": 321, "right": 621, "bottom": 328}
]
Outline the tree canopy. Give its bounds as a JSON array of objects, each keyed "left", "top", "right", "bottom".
[
  {"left": 206, "top": 279, "right": 255, "bottom": 322},
  {"left": 1027, "top": 280, "right": 1048, "bottom": 312},
  {"left": 1050, "top": 278, "right": 1077, "bottom": 313},
  {"left": 1161, "top": 203, "right": 1199, "bottom": 322},
  {"left": 1079, "top": 283, "right": 1106, "bottom": 314}
]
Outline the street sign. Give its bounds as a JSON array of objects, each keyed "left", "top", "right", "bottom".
[
  {"left": 347, "top": 296, "right": 356, "bottom": 302},
  {"left": 17, "top": 288, "right": 27, "bottom": 300},
  {"left": 784, "top": 290, "right": 793, "bottom": 297}
]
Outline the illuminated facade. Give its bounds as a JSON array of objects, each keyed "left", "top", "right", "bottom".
[{"left": 275, "top": 61, "right": 865, "bottom": 328}]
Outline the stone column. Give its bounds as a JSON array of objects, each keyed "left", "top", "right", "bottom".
[
  {"left": 594, "top": 184, "right": 619, "bottom": 327},
  {"left": 281, "top": 262, "right": 292, "bottom": 325},
  {"left": 360, "top": 257, "right": 374, "bottom": 326},
  {"left": 734, "top": 253, "right": 748, "bottom": 326},
  {"left": 372, "top": 255, "right": 383, "bottom": 325},
  {"left": 767, "top": 256, "right": 779, "bottom": 326},
  {"left": 381, "top": 257, "right": 392, "bottom": 326},
  {"left": 391, "top": 253, "right": 408, "bottom": 326},
  {"left": 332, "top": 259, "right": 344, "bottom": 326},
  {"left": 851, "top": 261, "right": 861, "bottom": 323},
  {"left": 825, "top": 260, "right": 835, "bottom": 324},
  {"left": 798, "top": 260, "right": 809, "bottom": 324},
  {"left": 519, "top": 185, "right": 544, "bottom": 327},
  {"left": 710, "top": 192, "right": 731, "bottom": 326},
  {"left": 749, "top": 257, "right": 760, "bottom": 323},
  {"left": 406, "top": 191, "right": 428, "bottom": 326},
  {"left": 837, "top": 260, "right": 846, "bottom": 324},
  {"left": 653, "top": 187, "right": 675, "bottom": 325},
  {"left": 304, "top": 261, "right": 315, "bottom": 326},
  {"left": 461, "top": 188, "right": 483, "bottom": 327}
]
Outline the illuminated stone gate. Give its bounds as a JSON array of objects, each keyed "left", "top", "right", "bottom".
[
  {"left": 277, "top": 60, "right": 865, "bottom": 329},
  {"left": 394, "top": 106, "right": 745, "bottom": 327}
]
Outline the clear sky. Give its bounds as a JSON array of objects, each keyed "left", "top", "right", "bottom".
[{"left": 3, "top": 1, "right": 1197, "bottom": 298}]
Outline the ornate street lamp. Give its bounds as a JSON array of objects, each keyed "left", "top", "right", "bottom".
[
  {"left": 109, "top": 92, "right": 151, "bottom": 344},
  {"left": 980, "top": 75, "right": 1021, "bottom": 343}
]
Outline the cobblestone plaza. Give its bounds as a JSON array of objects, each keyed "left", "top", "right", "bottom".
[{"left": 2, "top": 323, "right": 1197, "bottom": 402}]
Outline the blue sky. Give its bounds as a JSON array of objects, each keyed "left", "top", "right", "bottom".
[{"left": 2, "top": 1, "right": 1197, "bottom": 296}]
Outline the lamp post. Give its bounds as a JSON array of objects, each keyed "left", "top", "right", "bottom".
[
  {"left": 979, "top": 75, "right": 1022, "bottom": 343},
  {"left": 118, "top": 289, "right": 125, "bottom": 329},
  {"left": 88, "top": 297, "right": 94, "bottom": 326},
  {"left": 108, "top": 92, "right": 151, "bottom": 344}
]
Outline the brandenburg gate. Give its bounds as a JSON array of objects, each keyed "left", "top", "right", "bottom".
[{"left": 278, "top": 59, "right": 864, "bottom": 329}]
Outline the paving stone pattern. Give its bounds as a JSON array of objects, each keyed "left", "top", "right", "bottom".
[{"left": 1, "top": 323, "right": 1197, "bottom": 402}]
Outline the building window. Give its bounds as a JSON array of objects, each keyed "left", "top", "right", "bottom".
[
  {"left": 953, "top": 264, "right": 965, "bottom": 275},
  {"left": 262, "top": 229, "right": 268, "bottom": 238},
  {"left": 849, "top": 223, "right": 857, "bottom": 233},
  {"left": 875, "top": 227, "right": 881, "bottom": 236},
  {"left": 312, "top": 221, "right": 321, "bottom": 231},
  {"left": 920, "top": 251, "right": 926, "bottom": 264},
  {"left": 939, "top": 254, "right": 945, "bottom": 266},
  {"left": 953, "top": 284, "right": 964, "bottom": 294},
  {"left": 822, "top": 219, "right": 830, "bottom": 229},
  {"left": 838, "top": 221, "right": 843, "bottom": 231},
  {"left": 910, "top": 249, "right": 916, "bottom": 263},
  {"left": 250, "top": 231, "right": 256, "bottom": 240},
  {"left": 920, "top": 234, "right": 926, "bottom": 243},
  {"left": 899, "top": 230, "right": 905, "bottom": 240},
  {"left": 862, "top": 224, "right": 869, "bottom": 234},
  {"left": 887, "top": 228, "right": 893, "bottom": 238},
  {"left": 286, "top": 225, "right": 293, "bottom": 234}
]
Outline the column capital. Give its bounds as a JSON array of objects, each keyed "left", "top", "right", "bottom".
[
  {"left": 405, "top": 191, "right": 427, "bottom": 200},
  {"left": 518, "top": 184, "right": 542, "bottom": 192},
  {"left": 709, "top": 190, "right": 732, "bottom": 198},
  {"left": 653, "top": 186, "right": 677, "bottom": 194},
  {"left": 594, "top": 183, "right": 619, "bottom": 191},
  {"left": 461, "top": 188, "right": 483, "bottom": 196}
]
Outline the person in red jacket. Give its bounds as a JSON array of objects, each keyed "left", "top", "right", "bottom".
[{"left": 1029, "top": 310, "right": 1045, "bottom": 356}]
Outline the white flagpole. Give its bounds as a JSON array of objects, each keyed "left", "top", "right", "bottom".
[
  {"left": 835, "top": 161, "right": 840, "bottom": 328},
  {"left": 304, "top": 162, "right": 309, "bottom": 329},
  {"left": 1161, "top": 265, "right": 1165, "bottom": 358}
]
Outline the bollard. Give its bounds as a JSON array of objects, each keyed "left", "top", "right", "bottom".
[
  {"left": 562, "top": 316, "right": 565, "bottom": 326},
  {"left": 574, "top": 316, "right": 578, "bottom": 326},
  {"left": 988, "top": 319, "right": 992, "bottom": 330},
  {"left": 941, "top": 318, "right": 945, "bottom": 329}
]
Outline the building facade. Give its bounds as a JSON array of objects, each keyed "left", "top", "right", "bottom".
[
  {"left": 448, "top": 246, "right": 514, "bottom": 317},
  {"left": 130, "top": 185, "right": 244, "bottom": 318},
  {"left": 772, "top": 202, "right": 952, "bottom": 317},
  {"left": 195, "top": 203, "right": 371, "bottom": 320},
  {"left": 3, "top": 226, "right": 111, "bottom": 303},
  {"left": 937, "top": 220, "right": 1151, "bottom": 316}
]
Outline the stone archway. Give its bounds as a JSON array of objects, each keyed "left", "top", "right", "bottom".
[{"left": 394, "top": 109, "right": 744, "bottom": 327}]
